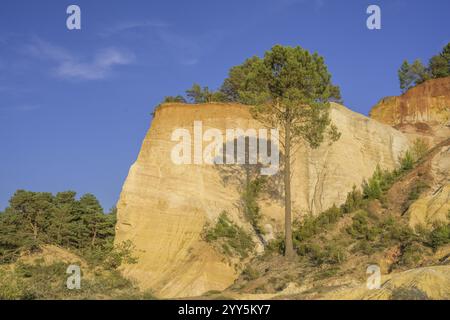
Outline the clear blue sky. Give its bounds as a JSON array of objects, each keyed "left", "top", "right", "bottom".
[{"left": 0, "top": 0, "right": 449, "bottom": 211}]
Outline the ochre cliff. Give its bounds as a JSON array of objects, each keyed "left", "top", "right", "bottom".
[
  {"left": 115, "top": 102, "right": 410, "bottom": 298},
  {"left": 370, "top": 77, "right": 450, "bottom": 126},
  {"left": 370, "top": 78, "right": 450, "bottom": 229},
  {"left": 370, "top": 77, "right": 450, "bottom": 144}
]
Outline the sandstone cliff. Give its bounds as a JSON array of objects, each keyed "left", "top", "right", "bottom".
[
  {"left": 370, "top": 77, "right": 450, "bottom": 144},
  {"left": 370, "top": 78, "right": 450, "bottom": 229},
  {"left": 115, "top": 102, "right": 410, "bottom": 298}
]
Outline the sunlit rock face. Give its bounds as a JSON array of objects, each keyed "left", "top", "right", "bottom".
[
  {"left": 370, "top": 77, "right": 450, "bottom": 144},
  {"left": 115, "top": 102, "right": 410, "bottom": 298}
]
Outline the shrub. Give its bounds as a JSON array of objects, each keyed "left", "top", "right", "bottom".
[
  {"left": 408, "top": 180, "right": 429, "bottom": 201},
  {"left": 347, "top": 210, "right": 369, "bottom": 239},
  {"left": 242, "top": 266, "right": 260, "bottom": 280},
  {"left": 400, "top": 150, "right": 414, "bottom": 172},
  {"left": 314, "top": 267, "right": 339, "bottom": 280},
  {"left": 362, "top": 166, "right": 395, "bottom": 200},
  {"left": 353, "top": 239, "right": 376, "bottom": 256},
  {"left": 101, "top": 240, "right": 138, "bottom": 270},
  {"left": 397, "top": 242, "right": 423, "bottom": 267},
  {"left": 429, "top": 222, "right": 450, "bottom": 251},
  {"left": 265, "top": 236, "right": 284, "bottom": 255},
  {"left": 390, "top": 287, "right": 429, "bottom": 300},
  {"left": 411, "top": 138, "right": 429, "bottom": 162},
  {"left": 322, "top": 244, "right": 347, "bottom": 264},
  {"left": 163, "top": 95, "right": 186, "bottom": 103},
  {"left": 342, "top": 185, "right": 364, "bottom": 213},
  {"left": 0, "top": 268, "right": 23, "bottom": 300},
  {"left": 242, "top": 177, "right": 266, "bottom": 235},
  {"left": 293, "top": 205, "right": 343, "bottom": 243},
  {"left": 204, "top": 212, "right": 254, "bottom": 258}
]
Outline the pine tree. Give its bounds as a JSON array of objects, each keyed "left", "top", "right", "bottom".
[
  {"left": 398, "top": 60, "right": 411, "bottom": 92},
  {"left": 225, "top": 45, "right": 341, "bottom": 257},
  {"left": 429, "top": 42, "right": 450, "bottom": 78}
]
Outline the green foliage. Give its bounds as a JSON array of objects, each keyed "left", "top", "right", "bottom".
[
  {"left": 398, "top": 59, "right": 429, "bottom": 92},
  {"left": 265, "top": 235, "right": 285, "bottom": 254},
  {"left": 242, "top": 266, "right": 260, "bottom": 280},
  {"left": 429, "top": 221, "right": 450, "bottom": 251},
  {"left": 397, "top": 242, "right": 423, "bottom": 267},
  {"left": 293, "top": 205, "right": 342, "bottom": 243},
  {"left": 0, "top": 261, "right": 145, "bottom": 300},
  {"left": 313, "top": 266, "right": 340, "bottom": 280},
  {"left": 242, "top": 177, "right": 266, "bottom": 235},
  {"left": 408, "top": 180, "right": 429, "bottom": 202},
  {"left": 292, "top": 205, "right": 346, "bottom": 266},
  {"left": 0, "top": 267, "right": 22, "bottom": 299},
  {"left": 0, "top": 190, "right": 118, "bottom": 265},
  {"left": 410, "top": 59, "right": 430, "bottom": 85},
  {"left": 242, "top": 45, "right": 341, "bottom": 148},
  {"left": 296, "top": 242, "right": 346, "bottom": 266},
  {"left": 186, "top": 83, "right": 226, "bottom": 103},
  {"left": 398, "top": 43, "right": 450, "bottom": 91},
  {"left": 400, "top": 150, "right": 415, "bottom": 172},
  {"left": 204, "top": 212, "right": 254, "bottom": 258},
  {"left": 342, "top": 185, "right": 364, "bottom": 213},
  {"left": 362, "top": 165, "right": 395, "bottom": 200},
  {"left": 163, "top": 95, "right": 187, "bottom": 103},
  {"left": 429, "top": 42, "right": 450, "bottom": 78},
  {"left": 398, "top": 60, "right": 411, "bottom": 92},
  {"left": 346, "top": 210, "right": 380, "bottom": 241},
  {"left": 410, "top": 138, "right": 429, "bottom": 162},
  {"left": 390, "top": 287, "right": 429, "bottom": 300},
  {"left": 378, "top": 216, "right": 415, "bottom": 246}
]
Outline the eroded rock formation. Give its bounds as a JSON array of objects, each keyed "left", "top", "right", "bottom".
[
  {"left": 115, "top": 102, "right": 410, "bottom": 298},
  {"left": 370, "top": 77, "right": 450, "bottom": 144}
]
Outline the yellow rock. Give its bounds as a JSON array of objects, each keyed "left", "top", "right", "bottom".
[
  {"left": 324, "top": 266, "right": 450, "bottom": 300},
  {"left": 115, "top": 102, "right": 410, "bottom": 298}
]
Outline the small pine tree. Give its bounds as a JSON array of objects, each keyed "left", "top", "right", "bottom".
[{"left": 398, "top": 60, "right": 411, "bottom": 92}]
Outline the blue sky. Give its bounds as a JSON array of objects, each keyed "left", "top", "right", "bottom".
[{"left": 0, "top": 0, "right": 449, "bottom": 211}]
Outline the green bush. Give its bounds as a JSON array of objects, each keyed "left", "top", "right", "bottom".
[
  {"left": 400, "top": 150, "right": 414, "bottom": 172},
  {"left": 293, "top": 205, "right": 342, "bottom": 243},
  {"left": 397, "top": 242, "right": 423, "bottom": 267},
  {"left": 265, "top": 236, "right": 284, "bottom": 255},
  {"left": 390, "top": 287, "right": 429, "bottom": 300},
  {"left": 204, "top": 212, "right": 254, "bottom": 258},
  {"left": 411, "top": 138, "right": 429, "bottom": 162},
  {"left": 242, "top": 266, "right": 260, "bottom": 280},
  {"left": 429, "top": 222, "right": 450, "bottom": 251},
  {"left": 296, "top": 242, "right": 346, "bottom": 266},
  {"left": 1, "top": 260, "right": 146, "bottom": 300},
  {"left": 322, "top": 244, "right": 346, "bottom": 264},
  {"left": 242, "top": 177, "right": 266, "bottom": 235},
  {"left": 341, "top": 185, "right": 364, "bottom": 213},
  {"left": 352, "top": 239, "right": 376, "bottom": 256},
  {"left": 346, "top": 210, "right": 379, "bottom": 241},
  {"left": 362, "top": 166, "right": 396, "bottom": 200}
]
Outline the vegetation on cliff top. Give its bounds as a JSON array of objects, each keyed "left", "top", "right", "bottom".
[{"left": 398, "top": 42, "right": 450, "bottom": 92}]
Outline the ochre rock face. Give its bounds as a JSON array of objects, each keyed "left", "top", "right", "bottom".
[
  {"left": 370, "top": 77, "right": 450, "bottom": 127},
  {"left": 408, "top": 143, "right": 450, "bottom": 228},
  {"left": 115, "top": 102, "right": 410, "bottom": 298}
]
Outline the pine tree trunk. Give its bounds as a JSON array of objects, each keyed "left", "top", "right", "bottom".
[{"left": 284, "top": 122, "right": 295, "bottom": 258}]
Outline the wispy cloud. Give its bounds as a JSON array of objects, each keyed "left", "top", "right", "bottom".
[
  {"left": 98, "top": 20, "right": 168, "bottom": 37},
  {"left": 100, "top": 19, "right": 225, "bottom": 66},
  {"left": 23, "top": 38, "right": 134, "bottom": 80}
]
